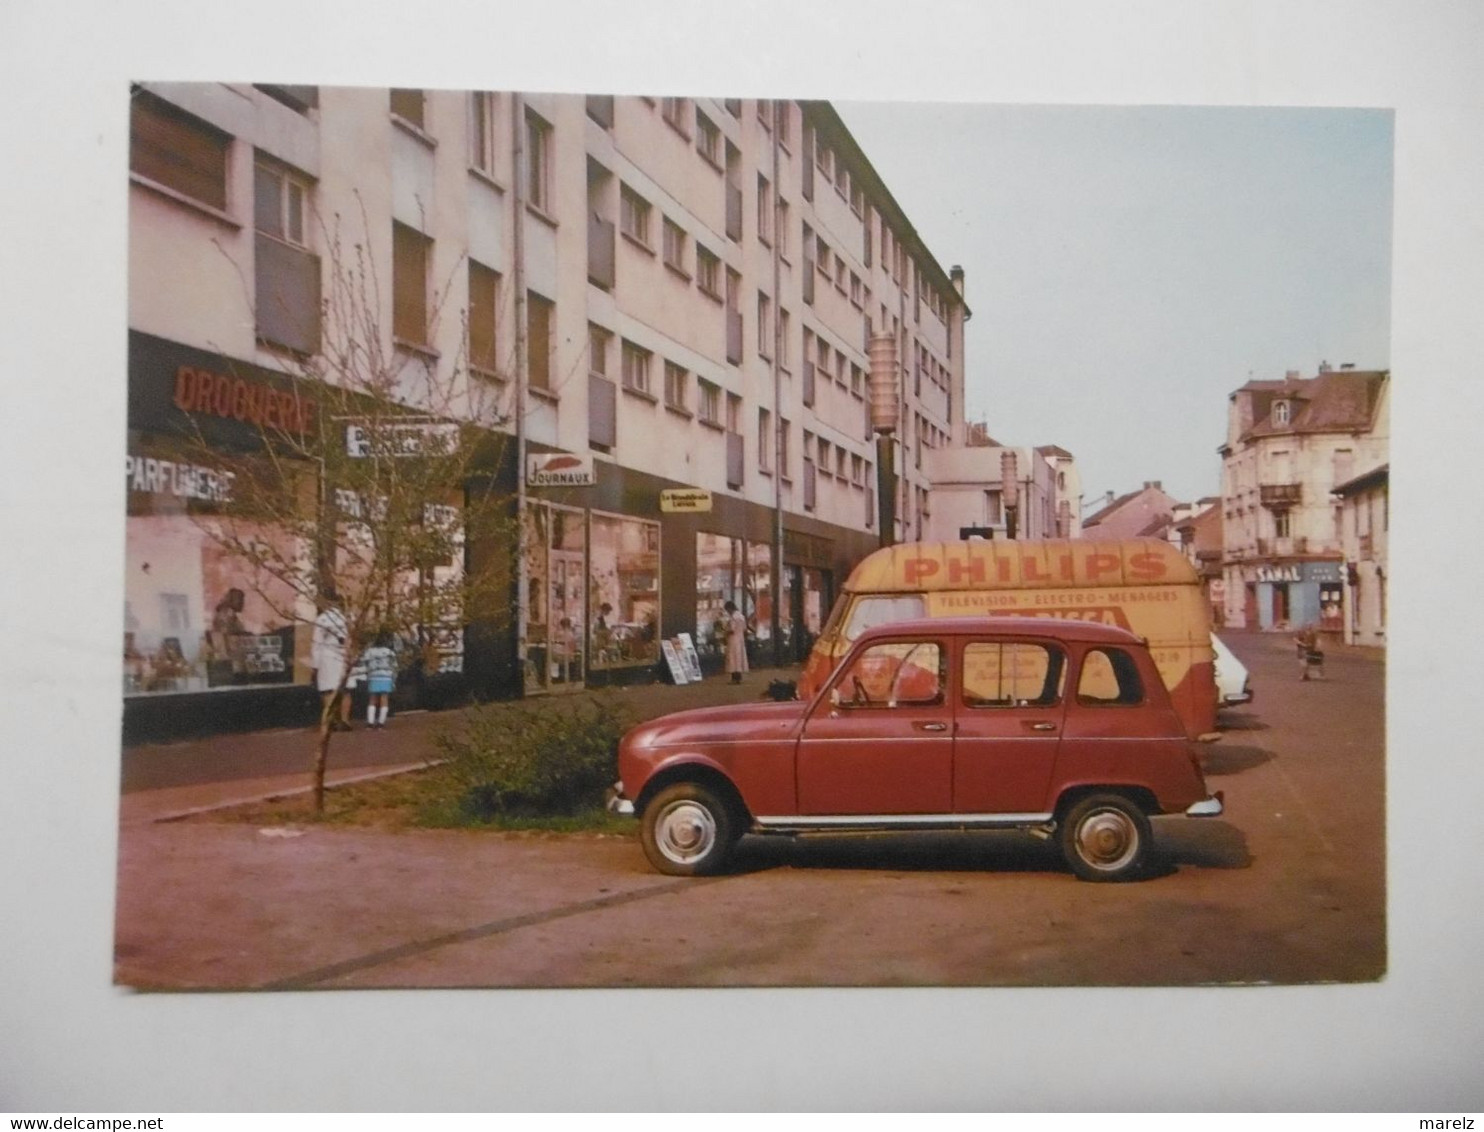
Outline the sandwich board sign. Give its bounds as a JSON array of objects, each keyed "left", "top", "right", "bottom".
[
  {"left": 659, "top": 638, "right": 690, "bottom": 685},
  {"left": 676, "top": 632, "right": 704, "bottom": 682}
]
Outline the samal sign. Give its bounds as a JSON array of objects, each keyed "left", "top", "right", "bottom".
[{"left": 527, "top": 452, "right": 596, "bottom": 487}]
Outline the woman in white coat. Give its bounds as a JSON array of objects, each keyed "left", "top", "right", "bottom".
[
  {"left": 311, "top": 586, "right": 355, "bottom": 730},
  {"left": 723, "top": 600, "right": 749, "bottom": 685}
]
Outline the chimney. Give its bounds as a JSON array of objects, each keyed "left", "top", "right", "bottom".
[
  {"left": 950, "top": 264, "right": 965, "bottom": 297},
  {"left": 1318, "top": 360, "right": 1332, "bottom": 374}
]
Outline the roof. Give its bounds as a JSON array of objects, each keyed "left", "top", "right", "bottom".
[
  {"left": 1035, "top": 444, "right": 1074, "bottom": 459},
  {"left": 1331, "top": 462, "right": 1390, "bottom": 497},
  {"left": 1240, "top": 370, "right": 1388, "bottom": 442},
  {"left": 855, "top": 615, "right": 1143, "bottom": 646}
]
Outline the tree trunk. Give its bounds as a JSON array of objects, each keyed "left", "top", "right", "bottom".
[{"left": 311, "top": 692, "right": 337, "bottom": 813}]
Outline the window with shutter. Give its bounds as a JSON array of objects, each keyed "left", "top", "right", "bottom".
[{"left": 130, "top": 91, "right": 230, "bottom": 212}]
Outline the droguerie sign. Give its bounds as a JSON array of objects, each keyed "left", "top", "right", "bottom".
[{"left": 173, "top": 365, "right": 317, "bottom": 434}]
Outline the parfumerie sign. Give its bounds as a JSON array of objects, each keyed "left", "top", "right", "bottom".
[
  {"left": 527, "top": 453, "right": 596, "bottom": 487},
  {"left": 126, "top": 454, "right": 234, "bottom": 502}
]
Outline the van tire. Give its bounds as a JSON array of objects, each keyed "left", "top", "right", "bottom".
[{"left": 1059, "top": 793, "right": 1151, "bottom": 882}]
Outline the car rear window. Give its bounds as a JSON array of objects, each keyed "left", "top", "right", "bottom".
[
  {"left": 1076, "top": 647, "right": 1145, "bottom": 705},
  {"left": 962, "top": 642, "right": 1064, "bottom": 707}
]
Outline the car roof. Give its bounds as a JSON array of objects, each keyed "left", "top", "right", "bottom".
[{"left": 854, "top": 615, "right": 1146, "bottom": 646}]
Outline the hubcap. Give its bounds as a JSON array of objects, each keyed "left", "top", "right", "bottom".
[
  {"left": 655, "top": 801, "right": 717, "bottom": 865},
  {"left": 1075, "top": 808, "right": 1138, "bottom": 870}
]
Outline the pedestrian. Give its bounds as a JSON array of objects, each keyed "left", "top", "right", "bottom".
[
  {"left": 362, "top": 631, "right": 397, "bottom": 728},
  {"left": 312, "top": 584, "right": 355, "bottom": 730},
  {"left": 1294, "top": 623, "right": 1325, "bottom": 681},
  {"left": 723, "top": 600, "right": 749, "bottom": 685}
]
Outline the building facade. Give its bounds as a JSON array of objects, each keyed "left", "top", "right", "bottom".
[
  {"left": 919, "top": 441, "right": 1073, "bottom": 542},
  {"left": 125, "top": 84, "right": 966, "bottom": 737},
  {"left": 1332, "top": 463, "right": 1388, "bottom": 646},
  {"left": 1219, "top": 366, "right": 1389, "bottom": 633}
]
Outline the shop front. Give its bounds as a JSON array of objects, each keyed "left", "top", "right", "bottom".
[
  {"left": 1246, "top": 558, "right": 1345, "bottom": 632},
  {"left": 522, "top": 455, "right": 861, "bottom": 690},
  {"left": 124, "top": 332, "right": 323, "bottom": 740},
  {"left": 124, "top": 331, "right": 509, "bottom": 741}
]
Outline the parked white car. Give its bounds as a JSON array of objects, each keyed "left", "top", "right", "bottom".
[{"left": 1211, "top": 634, "right": 1253, "bottom": 706}]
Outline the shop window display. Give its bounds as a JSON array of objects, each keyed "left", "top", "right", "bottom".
[
  {"left": 589, "top": 511, "right": 660, "bottom": 673},
  {"left": 524, "top": 502, "right": 588, "bottom": 691},
  {"left": 124, "top": 511, "right": 307, "bottom": 695}
]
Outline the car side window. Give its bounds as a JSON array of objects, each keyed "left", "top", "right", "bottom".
[
  {"left": 962, "top": 642, "right": 1064, "bottom": 708},
  {"left": 1076, "top": 647, "right": 1145, "bottom": 706},
  {"left": 835, "top": 641, "right": 943, "bottom": 708}
]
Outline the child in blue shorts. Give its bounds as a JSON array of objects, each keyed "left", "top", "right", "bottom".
[{"left": 363, "top": 632, "right": 397, "bottom": 728}]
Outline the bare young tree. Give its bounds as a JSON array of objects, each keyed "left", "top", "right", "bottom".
[{"left": 191, "top": 204, "right": 519, "bottom": 810}]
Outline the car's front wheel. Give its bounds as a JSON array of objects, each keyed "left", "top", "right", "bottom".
[
  {"left": 1059, "top": 793, "right": 1151, "bottom": 882},
  {"left": 639, "top": 783, "right": 736, "bottom": 876}
]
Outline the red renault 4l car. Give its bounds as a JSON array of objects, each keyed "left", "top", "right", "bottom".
[{"left": 608, "top": 617, "right": 1225, "bottom": 881}]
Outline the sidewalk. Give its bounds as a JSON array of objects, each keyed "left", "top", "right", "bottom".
[{"left": 120, "top": 666, "right": 801, "bottom": 825}]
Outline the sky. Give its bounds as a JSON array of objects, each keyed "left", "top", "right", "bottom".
[{"left": 835, "top": 102, "right": 1394, "bottom": 507}]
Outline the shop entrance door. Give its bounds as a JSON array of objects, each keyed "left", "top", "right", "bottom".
[{"left": 524, "top": 502, "right": 587, "bottom": 695}]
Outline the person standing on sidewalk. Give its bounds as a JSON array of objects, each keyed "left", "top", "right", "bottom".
[
  {"left": 312, "top": 585, "right": 355, "bottom": 730},
  {"left": 1294, "top": 622, "right": 1325, "bottom": 681},
  {"left": 723, "top": 600, "right": 749, "bottom": 685},
  {"left": 362, "top": 631, "right": 397, "bottom": 728}
]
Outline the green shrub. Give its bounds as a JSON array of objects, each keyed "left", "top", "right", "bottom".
[{"left": 431, "top": 694, "right": 636, "bottom": 821}]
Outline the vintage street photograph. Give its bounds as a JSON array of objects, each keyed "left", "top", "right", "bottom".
[
  {"left": 114, "top": 86, "right": 1391, "bottom": 991},
  {"left": 9, "top": 0, "right": 1481, "bottom": 1114}
]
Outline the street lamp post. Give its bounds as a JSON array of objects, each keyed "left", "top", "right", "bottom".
[{"left": 868, "top": 333, "right": 899, "bottom": 547}]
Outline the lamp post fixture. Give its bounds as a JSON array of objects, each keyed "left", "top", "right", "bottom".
[{"left": 867, "top": 333, "right": 900, "bottom": 547}]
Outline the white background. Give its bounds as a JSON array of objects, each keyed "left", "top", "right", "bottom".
[{"left": 1, "top": 0, "right": 1480, "bottom": 1112}]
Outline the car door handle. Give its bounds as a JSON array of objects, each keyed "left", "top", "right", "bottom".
[
  {"left": 915, "top": 721, "right": 949, "bottom": 732},
  {"left": 1026, "top": 721, "right": 1057, "bottom": 732}
]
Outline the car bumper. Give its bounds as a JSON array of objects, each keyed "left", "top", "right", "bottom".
[
  {"left": 1185, "top": 791, "right": 1224, "bottom": 817},
  {"left": 605, "top": 781, "right": 634, "bottom": 816}
]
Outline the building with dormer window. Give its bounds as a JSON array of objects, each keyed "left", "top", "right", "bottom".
[{"left": 1218, "top": 364, "right": 1389, "bottom": 633}]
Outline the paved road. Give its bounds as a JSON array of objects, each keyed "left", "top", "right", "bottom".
[{"left": 113, "top": 632, "right": 1384, "bottom": 988}]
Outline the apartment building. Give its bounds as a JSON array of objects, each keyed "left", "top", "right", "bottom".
[
  {"left": 1332, "top": 463, "right": 1388, "bottom": 646},
  {"left": 1219, "top": 365, "right": 1389, "bottom": 633},
  {"left": 920, "top": 440, "right": 1077, "bottom": 541},
  {"left": 124, "top": 84, "right": 966, "bottom": 736}
]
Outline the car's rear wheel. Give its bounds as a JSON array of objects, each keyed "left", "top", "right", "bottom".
[
  {"left": 1059, "top": 793, "right": 1151, "bottom": 882},
  {"left": 640, "top": 783, "right": 736, "bottom": 876}
]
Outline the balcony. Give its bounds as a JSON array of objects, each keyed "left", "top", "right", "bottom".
[
  {"left": 587, "top": 213, "right": 616, "bottom": 290},
  {"left": 725, "top": 183, "right": 743, "bottom": 242},
  {"left": 586, "top": 95, "right": 614, "bottom": 129},
  {"left": 726, "top": 431, "right": 744, "bottom": 489},
  {"left": 1260, "top": 483, "right": 1302, "bottom": 508},
  {"left": 726, "top": 309, "right": 743, "bottom": 365},
  {"left": 588, "top": 374, "right": 616, "bottom": 449},
  {"left": 255, "top": 235, "right": 321, "bottom": 354}
]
